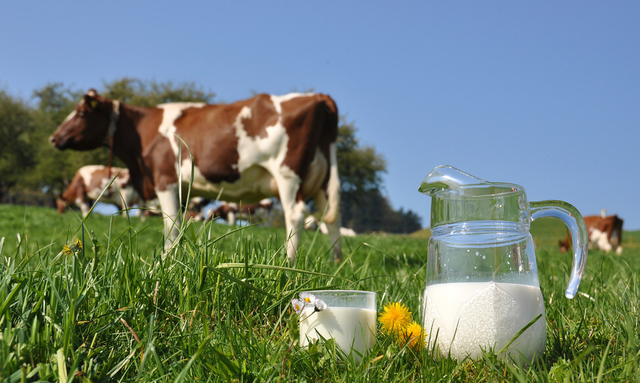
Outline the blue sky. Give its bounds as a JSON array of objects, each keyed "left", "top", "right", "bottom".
[{"left": 1, "top": 2, "right": 639, "bottom": 229}]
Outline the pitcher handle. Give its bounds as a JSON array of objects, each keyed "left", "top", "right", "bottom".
[{"left": 530, "top": 200, "right": 588, "bottom": 299}]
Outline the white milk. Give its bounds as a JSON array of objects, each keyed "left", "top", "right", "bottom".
[
  {"left": 423, "top": 282, "right": 546, "bottom": 363},
  {"left": 299, "top": 306, "right": 376, "bottom": 361}
]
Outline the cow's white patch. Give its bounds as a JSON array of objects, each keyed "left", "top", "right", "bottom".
[
  {"left": 180, "top": 160, "right": 204, "bottom": 185},
  {"left": 590, "top": 228, "right": 613, "bottom": 252},
  {"left": 158, "top": 102, "right": 206, "bottom": 157},
  {"left": 86, "top": 185, "right": 105, "bottom": 201},
  {"left": 234, "top": 105, "right": 289, "bottom": 174},
  {"left": 270, "top": 93, "right": 313, "bottom": 114},
  {"left": 278, "top": 164, "right": 300, "bottom": 182},
  {"left": 62, "top": 110, "right": 77, "bottom": 124},
  {"left": 78, "top": 164, "right": 105, "bottom": 183},
  {"left": 235, "top": 106, "right": 253, "bottom": 124}
]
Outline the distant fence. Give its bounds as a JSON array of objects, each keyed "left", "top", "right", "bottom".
[{"left": 0, "top": 188, "right": 56, "bottom": 209}]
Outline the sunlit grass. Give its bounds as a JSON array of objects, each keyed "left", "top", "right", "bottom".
[{"left": 0, "top": 204, "right": 639, "bottom": 381}]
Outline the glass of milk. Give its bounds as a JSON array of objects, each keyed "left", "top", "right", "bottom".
[
  {"left": 298, "top": 290, "right": 377, "bottom": 362},
  {"left": 419, "top": 165, "right": 588, "bottom": 364}
]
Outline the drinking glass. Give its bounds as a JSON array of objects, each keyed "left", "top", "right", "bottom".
[{"left": 299, "top": 290, "right": 377, "bottom": 362}]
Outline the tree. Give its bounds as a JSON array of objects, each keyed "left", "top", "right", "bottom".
[
  {"left": 0, "top": 89, "right": 37, "bottom": 202},
  {"left": 336, "top": 120, "right": 385, "bottom": 230},
  {"left": 337, "top": 119, "right": 387, "bottom": 199},
  {"left": 336, "top": 119, "right": 422, "bottom": 233},
  {"left": 101, "top": 78, "right": 215, "bottom": 106}
]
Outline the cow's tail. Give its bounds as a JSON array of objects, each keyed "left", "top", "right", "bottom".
[{"left": 319, "top": 94, "right": 340, "bottom": 225}]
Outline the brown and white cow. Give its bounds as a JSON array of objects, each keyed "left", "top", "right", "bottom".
[
  {"left": 57, "top": 165, "right": 144, "bottom": 218},
  {"left": 209, "top": 198, "right": 274, "bottom": 225},
  {"left": 50, "top": 90, "right": 341, "bottom": 262},
  {"left": 559, "top": 213, "right": 623, "bottom": 254}
]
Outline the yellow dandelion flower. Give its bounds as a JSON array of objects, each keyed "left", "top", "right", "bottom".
[
  {"left": 399, "top": 321, "right": 428, "bottom": 351},
  {"left": 378, "top": 302, "right": 412, "bottom": 335},
  {"left": 62, "top": 238, "right": 83, "bottom": 255}
]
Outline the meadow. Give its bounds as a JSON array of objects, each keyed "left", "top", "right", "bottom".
[{"left": 0, "top": 203, "right": 639, "bottom": 382}]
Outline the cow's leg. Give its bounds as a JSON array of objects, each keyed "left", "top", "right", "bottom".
[
  {"left": 156, "top": 183, "right": 181, "bottom": 249},
  {"left": 227, "top": 211, "right": 236, "bottom": 225},
  {"left": 77, "top": 197, "right": 89, "bottom": 218},
  {"left": 277, "top": 178, "right": 307, "bottom": 263},
  {"left": 313, "top": 191, "right": 342, "bottom": 262},
  {"left": 312, "top": 141, "right": 342, "bottom": 262}
]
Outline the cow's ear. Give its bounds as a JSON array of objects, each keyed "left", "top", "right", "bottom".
[{"left": 84, "top": 89, "right": 100, "bottom": 111}]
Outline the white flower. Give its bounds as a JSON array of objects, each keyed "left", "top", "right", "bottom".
[
  {"left": 291, "top": 298, "right": 304, "bottom": 314},
  {"left": 314, "top": 299, "right": 327, "bottom": 312},
  {"left": 299, "top": 292, "right": 317, "bottom": 305},
  {"left": 295, "top": 292, "right": 329, "bottom": 314}
]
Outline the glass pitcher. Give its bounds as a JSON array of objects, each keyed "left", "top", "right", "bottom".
[{"left": 419, "top": 165, "right": 587, "bottom": 363}]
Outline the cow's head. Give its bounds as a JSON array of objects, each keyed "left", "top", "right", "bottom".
[
  {"left": 56, "top": 197, "right": 68, "bottom": 214},
  {"left": 49, "top": 89, "right": 113, "bottom": 151}
]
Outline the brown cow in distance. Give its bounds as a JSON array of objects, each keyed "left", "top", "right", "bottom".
[
  {"left": 49, "top": 90, "right": 341, "bottom": 262},
  {"left": 560, "top": 213, "right": 623, "bottom": 254},
  {"left": 57, "top": 165, "right": 144, "bottom": 218}
]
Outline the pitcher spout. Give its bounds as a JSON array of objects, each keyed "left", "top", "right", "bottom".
[{"left": 418, "top": 165, "right": 489, "bottom": 196}]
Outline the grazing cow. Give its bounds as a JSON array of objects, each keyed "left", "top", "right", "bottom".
[
  {"left": 56, "top": 165, "right": 144, "bottom": 218},
  {"left": 209, "top": 198, "right": 274, "bottom": 225},
  {"left": 559, "top": 213, "right": 623, "bottom": 254},
  {"left": 50, "top": 90, "right": 341, "bottom": 262}
]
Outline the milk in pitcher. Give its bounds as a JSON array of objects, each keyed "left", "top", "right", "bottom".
[{"left": 423, "top": 281, "right": 546, "bottom": 362}]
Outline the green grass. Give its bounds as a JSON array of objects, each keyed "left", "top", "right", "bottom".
[{"left": 0, "top": 204, "right": 639, "bottom": 382}]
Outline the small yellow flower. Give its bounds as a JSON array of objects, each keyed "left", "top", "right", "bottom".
[
  {"left": 378, "top": 302, "right": 412, "bottom": 335},
  {"left": 62, "top": 238, "right": 83, "bottom": 255},
  {"left": 400, "top": 321, "right": 428, "bottom": 351}
]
